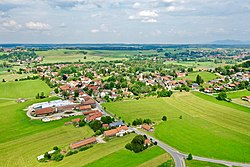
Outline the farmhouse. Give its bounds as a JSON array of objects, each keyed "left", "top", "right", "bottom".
[
  {"left": 109, "top": 121, "right": 124, "bottom": 128},
  {"left": 85, "top": 111, "right": 102, "bottom": 122},
  {"left": 103, "top": 125, "right": 130, "bottom": 137},
  {"left": 79, "top": 105, "right": 92, "bottom": 111},
  {"left": 141, "top": 124, "right": 153, "bottom": 132},
  {"left": 70, "top": 137, "right": 96, "bottom": 149}
]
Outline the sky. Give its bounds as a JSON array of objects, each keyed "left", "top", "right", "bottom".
[{"left": 0, "top": 0, "right": 249, "bottom": 44}]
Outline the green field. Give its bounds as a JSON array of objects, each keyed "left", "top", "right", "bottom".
[
  {"left": 179, "top": 71, "right": 218, "bottom": 82},
  {"left": 86, "top": 146, "right": 166, "bottom": 167},
  {"left": 36, "top": 49, "right": 164, "bottom": 64},
  {"left": 103, "top": 92, "right": 250, "bottom": 162},
  {"left": 0, "top": 80, "right": 51, "bottom": 99},
  {"left": 0, "top": 73, "right": 36, "bottom": 82},
  {"left": 185, "top": 160, "right": 228, "bottom": 167},
  {"left": 165, "top": 61, "right": 227, "bottom": 70},
  {"left": 214, "top": 90, "right": 250, "bottom": 99}
]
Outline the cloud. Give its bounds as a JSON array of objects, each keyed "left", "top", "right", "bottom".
[
  {"left": 25, "top": 21, "right": 50, "bottom": 30},
  {"left": 91, "top": 29, "right": 99, "bottom": 33},
  {"left": 2, "top": 19, "right": 21, "bottom": 28},
  {"left": 132, "top": 2, "right": 141, "bottom": 8},
  {"left": 138, "top": 10, "right": 158, "bottom": 17},
  {"left": 141, "top": 19, "right": 157, "bottom": 23}
]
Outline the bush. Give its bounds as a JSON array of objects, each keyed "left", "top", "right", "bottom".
[
  {"left": 65, "top": 150, "right": 78, "bottom": 157},
  {"left": 53, "top": 146, "right": 59, "bottom": 150},
  {"left": 79, "top": 145, "right": 93, "bottom": 151},
  {"left": 51, "top": 154, "right": 64, "bottom": 162},
  {"left": 187, "top": 153, "right": 193, "bottom": 160},
  {"left": 162, "top": 116, "right": 167, "bottom": 121}
]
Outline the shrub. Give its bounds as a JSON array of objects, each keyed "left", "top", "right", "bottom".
[
  {"left": 187, "top": 153, "right": 193, "bottom": 160},
  {"left": 79, "top": 145, "right": 93, "bottom": 151},
  {"left": 51, "top": 154, "right": 64, "bottom": 162},
  {"left": 65, "top": 150, "right": 78, "bottom": 157},
  {"left": 162, "top": 116, "right": 167, "bottom": 121}
]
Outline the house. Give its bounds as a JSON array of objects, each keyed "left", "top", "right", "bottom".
[
  {"left": 144, "top": 139, "right": 150, "bottom": 146},
  {"left": 82, "top": 96, "right": 96, "bottom": 108},
  {"left": 83, "top": 110, "right": 98, "bottom": 115},
  {"left": 79, "top": 105, "right": 92, "bottom": 111},
  {"left": 72, "top": 118, "right": 81, "bottom": 123},
  {"left": 104, "top": 125, "right": 129, "bottom": 137},
  {"left": 85, "top": 111, "right": 102, "bottom": 122},
  {"left": 204, "top": 88, "right": 213, "bottom": 93},
  {"left": 70, "top": 137, "right": 96, "bottom": 149},
  {"left": 242, "top": 96, "right": 250, "bottom": 102},
  {"left": 34, "top": 107, "right": 55, "bottom": 116},
  {"left": 109, "top": 121, "right": 124, "bottom": 128},
  {"left": 141, "top": 124, "right": 153, "bottom": 132},
  {"left": 192, "top": 83, "right": 199, "bottom": 89}
]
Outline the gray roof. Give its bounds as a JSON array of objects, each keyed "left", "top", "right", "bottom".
[{"left": 109, "top": 121, "right": 124, "bottom": 127}]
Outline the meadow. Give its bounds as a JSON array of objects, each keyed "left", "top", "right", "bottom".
[
  {"left": 102, "top": 92, "right": 250, "bottom": 163},
  {"left": 185, "top": 160, "right": 228, "bottom": 167},
  {"left": 178, "top": 71, "right": 218, "bottom": 82},
  {"left": 0, "top": 80, "right": 51, "bottom": 99},
  {"left": 213, "top": 89, "right": 250, "bottom": 99},
  {"left": 0, "top": 73, "right": 35, "bottom": 82},
  {"left": 165, "top": 61, "right": 227, "bottom": 70}
]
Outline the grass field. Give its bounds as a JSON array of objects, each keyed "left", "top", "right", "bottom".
[
  {"left": 232, "top": 98, "right": 250, "bottom": 107},
  {"left": 36, "top": 49, "right": 164, "bottom": 64},
  {"left": 103, "top": 92, "right": 250, "bottom": 162},
  {"left": 0, "top": 73, "right": 36, "bottom": 82},
  {"left": 178, "top": 71, "right": 218, "bottom": 82},
  {"left": 185, "top": 160, "right": 228, "bottom": 167},
  {"left": 217, "top": 90, "right": 250, "bottom": 99},
  {"left": 0, "top": 80, "right": 51, "bottom": 99},
  {"left": 165, "top": 61, "right": 227, "bottom": 70},
  {"left": 86, "top": 146, "right": 166, "bottom": 167}
]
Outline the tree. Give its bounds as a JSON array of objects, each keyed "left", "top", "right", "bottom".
[
  {"left": 89, "top": 120, "right": 102, "bottom": 132},
  {"left": 162, "top": 116, "right": 167, "bottom": 121},
  {"left": 196, "top": 75, "right": 204, "bottom": 85},
  {"left": 35, "top": 93, "right": 40, "bottom": 99},
  {"left": 187, "top": 153, "right": 193, "bottom": 160},
  {"left": 44, "top": 152, "right": 51, "bottom": 159},
  {"left": 40, "top": 92, "right": 45, "bottom": 99},
  {"left": 143, "top": 119, "right": 152, "bottom": 125},
  {"left": 74, "top": 90, "right": 79, "bottom": 98},
  {"left": 101, "top": 116, "right": 113, "bottom": 124},
  {"left": 2, "top": 79, "right": 6, "bottom": 82},
  {"left": 125, "top": 135, "right": 147, "bottom": 153},
  {"left": 54, "top": 87, "right": 59, "bottom": 94},
  {"left": 216, "top": 92, "right": 227, "bottom": 101}
]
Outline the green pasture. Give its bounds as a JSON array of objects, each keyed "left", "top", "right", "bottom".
[
  {"left": 179, "top": 71, "right": 218, "bottom": 82},
  {"left": 185, "top": 160, "right": 228, "bottom": 167},
  {"left": 103, "top": 92, "right": 250, "bottom": 162}
]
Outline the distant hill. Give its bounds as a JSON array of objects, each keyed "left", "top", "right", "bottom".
[{"left": 211, "top": 40, "right": 250, "bottom": 45}]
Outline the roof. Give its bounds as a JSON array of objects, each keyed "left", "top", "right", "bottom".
[
  {"left": 70, "top": 137, "right": 96, "bottom": 149},
  {"left": 79, "top": 105, "right": 92, "bottom": 110},
  {"left": 109, "top": 121, "right": 124, "bottom": 127},
  {"left": 144, "top": 139, "right": 150, "bottom": 145},
  {"left": 35, "top": 107, "right": 54, "bottom": 115},
  {"left": 83, "top": 110, "right": 98, "bottom": 115},
  {"left": 72, "top": 118, "right": 81, "bottom": 123},
  {"left": 104, "top": 125, "right": 128, "bottom": 136},
  {"left": 85, "top": 111, "right": 102, "bottom": 121},
  {"left": 82, "top": 98, "right": 96, "bottom": 105},
  {"left": 141, "top": 124, "right": 152, "bottom": 131}
]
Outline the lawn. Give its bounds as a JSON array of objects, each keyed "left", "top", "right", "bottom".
[
  {"left": 86, "top": 146, "right": 166, "bottom": 167},
  {"left": 185, "top": 160, "right": 228, "bottom": 167},
  {"left": 165, "top": 61, "right": 227, "bottom": 70},
  {"left": 179, "top": 71, "right": 218, "bottom": 82},
  {"left": 226, "top": 90, "right": 250, "bottom": 99},
  {"left": 103, "top": 92, "right": 250, "bottom": 163},
  {"left": 0, "top": 79, "right": 51, "bottom": 99}
]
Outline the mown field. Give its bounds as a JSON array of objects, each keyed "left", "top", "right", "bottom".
[
  {"left": 0, "top": 73, "right": 35, "bottom": 82},
  {"left": 86, "top": 146, "right": 167, "bottom": 167},
  {"left": 165, "top": 61, "right": 227, "bottom": 70},
  {"left": 0, "top": 80, "right": 51, "bottom": 99},
  {"left": 0, "top": 80, "right": 169, "bottom": 167},
  {"left": 178, "top": 71, "right": 218, "bottom": 82},
  {"left": 185, "top": 160, "right": 228, "bottom": 167},
  {"left": 103, "top": 92, "right": 250, "bottom": 163}
]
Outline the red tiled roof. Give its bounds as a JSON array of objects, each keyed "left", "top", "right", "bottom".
[
  {"left": 70, "top": 137, "right": 96, "bottom": 149},
  {"left": 141, "top": 124, "right": 152, "bottom": 131},
  {"left": 104, "top": 125, "right": 128, "bottom": 137},
  {"left": 79, "top": 105, "right": 92, "bottom": 110},
  {"left": 35, "top": 107, "right": 54, "bottom": 115},
  {"left": 72, "top": 118, "right": 81, "bottom": 123}
]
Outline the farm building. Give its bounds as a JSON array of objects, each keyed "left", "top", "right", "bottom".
[
  {"left": 104, "top": 125, "right": 130, "bottom": 137},
  {"left": 70, "top": 137, "right": 96, "bottom": 149},
  {"left": 141, "top": 124, "right": 153, "bottom": 132}
]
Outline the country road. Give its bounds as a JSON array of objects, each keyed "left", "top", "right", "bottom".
[{"left": 97, "top": 102, "right": 250, "bottom": 167}]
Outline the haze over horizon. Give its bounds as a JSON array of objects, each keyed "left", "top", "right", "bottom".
[{"left": 0, "top": 0, "right": 249, "bottom": 44}]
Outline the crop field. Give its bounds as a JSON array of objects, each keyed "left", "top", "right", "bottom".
[
  {"left": 103, "top": 92, "right": 250, "bottom": 162},
  {"left": 0, "top": 80, "right": 51, "bottom": 99},
  {"left": 178, "top": 71, "right": 218, "bottom": 82},
  {"left": 223, "top": 90, "right": 249, "bottom": 99}
]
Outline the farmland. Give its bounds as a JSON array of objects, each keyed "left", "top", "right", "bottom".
[
  {"left": 0, "top": 80, "right": 51, "bottom": 99},
  {"left": 0, "top": 73, "right": 35, "bottom": 82},
  {"left": 178, "top": 71, "right": 218, "bottom": 82},
  {"left": 185, "top": 160, "right": 228, "bottom": 167},
  {"left": 102, "top": 92, "right": 250, "bottom": 162},
  {"left": 36, "top": 49, "right": 162, "bottom": 64}
]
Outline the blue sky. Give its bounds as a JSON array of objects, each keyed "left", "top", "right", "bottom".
[{"left": 0, "top": 0, "right": 249, "bottom": 44}]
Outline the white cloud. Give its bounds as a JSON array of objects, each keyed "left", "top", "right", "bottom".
[
  {"left": 133, "top": 2, "right": 141, "bottom": 8},
  {"left": 2, "top": 19, "right": 22, "bottom": 29},
  {"left": 25, "top": 22, "right": 50, "bottom": 30},
  {"left": 91, "top": 29, "right": 99, "bottom": 33},
  {"left": 142, "top": 19, "right": 157, "bottom": 23},
  {"left": 138, "top": 10, "right": 158, "bottom": 17}
]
